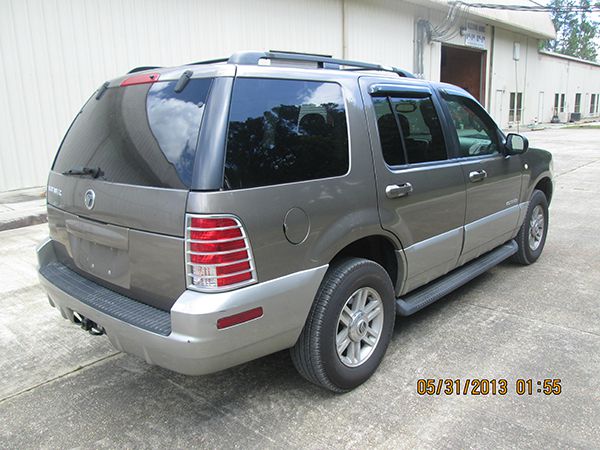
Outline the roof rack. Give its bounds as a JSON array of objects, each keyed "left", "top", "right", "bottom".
[
  {"left": 187, "top": 57, "right": 229, "bottom": 66},
  {"left": 189, "top": 50, "right": 416, "bottom": 78},
  {"left": 127, "top": 66, "right": 162, "bottom": 74}
]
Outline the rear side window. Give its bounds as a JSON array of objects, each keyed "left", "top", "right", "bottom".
[
  {"left": 373, "top": 97, "right": 406, "bottom": 166},
  {"left": 224, "top": 78, "right": 349, "bottom": 189},
  {"left": 373, "top": 95, "right": 446, "bottom": 165},
  {"left": 390, "top": 97, "right": 446, "bottom": 163},
  {"left": 53, "top": 78, "right": 212, "bottom": 188}
]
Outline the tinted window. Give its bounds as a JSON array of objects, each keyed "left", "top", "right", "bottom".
[
  {"left": 224, "top": 78, "right": 348, "bottom": 189},
  {"left": 373, "top": 97, "right": 406, "bottom": 166},
  {"left": 53, "top": 79, "right": 212, "bottom": 188},
  {"left": 373, "top": 95, "right": 446, "bottom": 165},
  {"left": 390, "top": 97, "right": 446, "bottom": 164},
  {"left": 444, "top": 95, "right": 499, "bottom": 157}
]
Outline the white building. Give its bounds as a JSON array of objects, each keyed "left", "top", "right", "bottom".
[{"left": 1, "top": 0, "right": 600, "bottom": 192}]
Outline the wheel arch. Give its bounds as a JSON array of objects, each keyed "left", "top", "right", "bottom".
[
  {"left": 307, "top": 209, "right": 406, "bottom": 295},
  {"left": 329, "top": 234, "right": 406, "bottom": 295},
  {"left": 533, "top": 176, "right": 553, "bottom": 205}
]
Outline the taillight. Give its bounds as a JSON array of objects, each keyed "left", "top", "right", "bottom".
[
  {"left": 120, "top": 72, "right": 160, "bottom": 87},
  {"left": 185, "top": 215, "right": 257, "bottom": 291}
]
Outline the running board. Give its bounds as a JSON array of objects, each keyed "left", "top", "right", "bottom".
[{"left": 395, "top": 240, "right": 518, "bottom": 316}]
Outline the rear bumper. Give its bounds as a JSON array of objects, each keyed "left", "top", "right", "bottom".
[{"left": 37, "top": 238, "right": 327, "bottom": 375}]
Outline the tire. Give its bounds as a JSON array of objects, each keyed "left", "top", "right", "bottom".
[
  {"left": 513, "top": 189, "right": 549, "bottom": 265},
  {"left": 290, "top": 257, "right": 395, "bottom": 392}
]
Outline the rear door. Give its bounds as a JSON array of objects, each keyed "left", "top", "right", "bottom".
[
  {"left": 360, "top": 79, "right": 467, "bottom": 294},
  {"left": 439, "top": 90, "right": 523, "bottom": 265},
  {"left": 46, "top": 73, "right": 216, "bottom": 310}
]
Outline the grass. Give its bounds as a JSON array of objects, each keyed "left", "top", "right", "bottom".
[{"left": 565, "top": 124, "right": 600, "bottom": 129}]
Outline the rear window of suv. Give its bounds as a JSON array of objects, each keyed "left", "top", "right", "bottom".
[
  {"left": 53, "top": 78, "right": 213, "bottom": 189},
  {"left": 224, "top": 78, "right": 349, "bottom": 190}
]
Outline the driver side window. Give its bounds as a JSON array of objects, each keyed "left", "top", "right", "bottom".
[{"left": 444, "top": 95, "right": 499, "bottom": 157}]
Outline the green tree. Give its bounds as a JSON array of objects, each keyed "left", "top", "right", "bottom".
[{"left": 544, "top": 0, "right": 599, "bottom": 61}]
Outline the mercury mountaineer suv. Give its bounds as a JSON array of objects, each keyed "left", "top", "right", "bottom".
[{"left": 37, "top": 51, "right": 553, "bottom": 392}]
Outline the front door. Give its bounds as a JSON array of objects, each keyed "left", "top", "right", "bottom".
[
  {"left": 439, "top": 90, "right": 523, "bottom": 265},
  {"left": 360, "top": 79, "right": 467, "bottom": 295}
]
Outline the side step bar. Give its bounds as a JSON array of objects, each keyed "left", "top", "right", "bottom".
[{"left": 396, "top": 240, "right": 518, "bottom": 316}]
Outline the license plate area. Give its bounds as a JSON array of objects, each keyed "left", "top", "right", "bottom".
[{"left": 66, "top": 218, "right": 130, "bottom": 288}]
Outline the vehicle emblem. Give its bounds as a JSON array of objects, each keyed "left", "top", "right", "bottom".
[
  {"left": 84, "top": 189, "right": 96, "bottom": 210},
  {"left": 48, "top": 185, "right": 62, "bottom": 197}
]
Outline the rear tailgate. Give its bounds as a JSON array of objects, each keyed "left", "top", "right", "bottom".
[{"left": 46, "top": 73, "right": 214, "bottom": 310}]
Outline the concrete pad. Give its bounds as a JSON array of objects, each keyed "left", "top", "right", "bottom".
[
  {"left": 0, "top": 187, "right": 45, "bottom": 204},
  {"left": 0, "top": 301, "right": 597, "bottom": 448},
  {"left": 0, "top": 192, "right": 47, "bottom": 231},
  {"left": 0, "top": 199, "right": 48, "bottom": 231},
  {"left": 0, "top": 225, "right": 116, "bottom": 400},
  {"left": 0, "top": 127, "right": 599, "bottom": 448}
]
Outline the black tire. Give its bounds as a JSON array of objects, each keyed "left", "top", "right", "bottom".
[
  {"left": 290, "top": 258, "right": 395, "bottom": 392},
  {"left": 513, "top": 189, "right": 549, "bottom": 265}
]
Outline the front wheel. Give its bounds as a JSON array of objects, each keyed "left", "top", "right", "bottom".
[
  {"left": 513, "top": 189, "right": 549, "bottom": 265},
  {"left": 291, "top": 258, "right": 395, "bottom": 393}
]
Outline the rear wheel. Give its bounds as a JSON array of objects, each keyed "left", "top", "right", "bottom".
[
  {"left": 291, "top": 258, "right": 395, "bottom": 392},
  {"left": 513, "top": 189, "right": 549, "bottom": 265}
]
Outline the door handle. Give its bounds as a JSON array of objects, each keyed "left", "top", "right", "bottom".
[
  {"left": 469, "top": 170, "right": 487, "bottom": 182},
  {"left": 385, "top": 182, "right": 413, "bottom": 199}
]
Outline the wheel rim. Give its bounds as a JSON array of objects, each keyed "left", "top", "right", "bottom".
[
  {"left": 336, "top": 287, "right": 384, "bottom": 368},
  {"left": 528, "top": 205, "right": 545, "bottom": 251}
]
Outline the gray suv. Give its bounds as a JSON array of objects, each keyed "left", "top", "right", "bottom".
[{"left": 37, "top": 51, "right": 553, "bottom": 392}]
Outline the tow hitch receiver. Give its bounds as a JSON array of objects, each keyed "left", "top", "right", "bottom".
[{"left": 73, "top": 311, "right": 105, "bottom": 336}]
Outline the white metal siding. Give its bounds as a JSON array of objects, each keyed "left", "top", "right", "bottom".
[
  {"left": 488, "top": 28, "right": 600, "bottom": 127},
  {"left": 0, "top": 0, "right": 344, "bottom": 192},
  {"left": 1, "top": 0, "right": 600, "bottom": 191},
  {"left": 343, "top": 0, "right": 415, "bottom": 67}
]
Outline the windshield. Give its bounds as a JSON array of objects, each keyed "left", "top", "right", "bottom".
[{"left": 53, "top": 78, "right": 213, "bottom": 189}]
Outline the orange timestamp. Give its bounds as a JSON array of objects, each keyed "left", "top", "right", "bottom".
[{"left": 416, "top": 378, "right": 562, "bottom": 396}]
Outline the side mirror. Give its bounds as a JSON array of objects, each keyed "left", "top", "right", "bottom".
[{"left": 505, "top": 133, "right": 529, "bottom": 155}]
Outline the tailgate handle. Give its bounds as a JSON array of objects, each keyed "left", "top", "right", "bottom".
[
  {"left": 66, "top": 220, "right": 128, "bottom": 250},
  {"left": 385, "top": 183, "right": 413, "bottom": 199}
]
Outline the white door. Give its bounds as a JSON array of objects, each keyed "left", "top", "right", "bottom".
[{"left": 494, "top": 90, "right": 504, "bottom": 126}]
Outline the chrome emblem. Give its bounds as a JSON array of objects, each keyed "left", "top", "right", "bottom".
[
  {"left": 48, "top": 185, "right": 62, "bottom": 197},
  {"left": 84, "top": 189, "right": 96, "bottom": 210}
]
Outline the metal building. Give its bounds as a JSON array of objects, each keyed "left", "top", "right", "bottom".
[{"left": 1, "top": 0, "right": 599, "bottom": 192}]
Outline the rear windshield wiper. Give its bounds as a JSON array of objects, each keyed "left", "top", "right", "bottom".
[{"left": 62, "top": 167, "right": 104, "bottom": 178}]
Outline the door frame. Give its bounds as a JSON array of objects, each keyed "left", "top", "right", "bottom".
[
  {"left": 440, "top": 43, "right": 487, "bottom": 105},
  {"left": 434, "top": 88, "right": 524, "bottom": 264},
  {"left": 537, "top": 91, "right": 545, "bottom": 123},
  {"left": 359, "top": 77, "right": 468, "bottom": 295}
]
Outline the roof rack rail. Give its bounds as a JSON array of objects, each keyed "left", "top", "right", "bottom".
[
  {"left": 187, "top": 57, "right": 229, "bottom": 66},
  {"left": 127, "top": 66, "right": 161, "bottom": 74},
  {"left": 227, "top": 50, "right": 416, "bottom": 78}
]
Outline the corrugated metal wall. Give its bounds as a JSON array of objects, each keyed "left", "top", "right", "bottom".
[
  {"left": 2, "top": 0, "right": 598, "bottom": 191},
  {"left": 344, "top": 0, "right": 415, "bottom": 67},
  {"left": 0, "top": 0, "right": 349, "bottom": 192}
]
